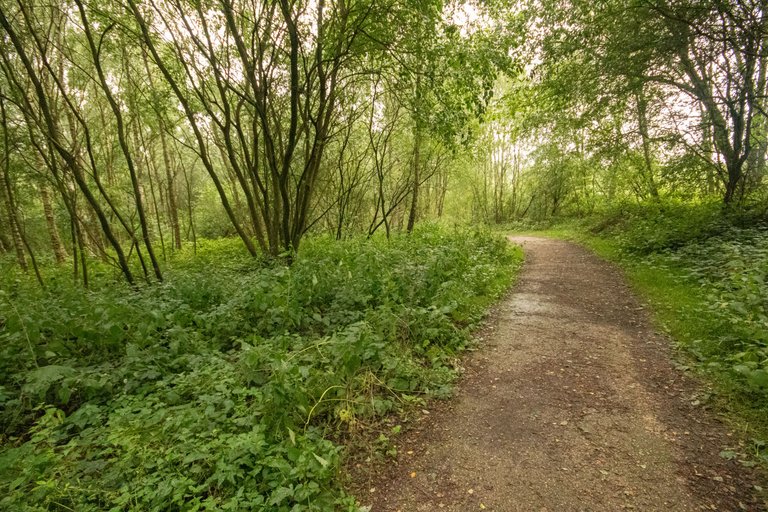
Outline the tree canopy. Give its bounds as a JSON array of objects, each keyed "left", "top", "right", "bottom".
[{"left": 0, "top": 0, "right": 513, "bottom": 283}]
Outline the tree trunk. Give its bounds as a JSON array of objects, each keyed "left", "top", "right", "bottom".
[
  {"left": 128, "top": 0, "right": 258, "bottom": 257},
  {"left": 0, "top": 7, "right": 136, "bottom": 284},
  {"left": 407, "top": 22, "right": 428, "bottom": 234},
  {"left": 724, "top": 162, "right": 741, "bottom": 204},
  {"left": 40, "top": 184, "right": 67, "bottom": 263},
  {"left": 143, "top": 48, "right": 183, "bottom": 252},
  {"left": 407, "top": 119, "right": 421, "bottom": 233},
  {"left": 634, "top": 89, "right": 660, "bottom": 200},
  {"left": 0, "top": 96, "right": 27, "bottom": 270},
  {"left": 0, "top": 181, "right": 11, "bottom": 253},
  {"left": 77, "top": 1, "right": 163, "bottom": 282},
  {"left": 0, "top": 165, "right": 27, "bottom": 271},
  {"left": 158, "top": 125, "right": 182, "bottom": 250}
]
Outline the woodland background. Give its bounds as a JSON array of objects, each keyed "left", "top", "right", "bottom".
[{"left": 2, "top": 0, "right": 768, "bottom": 510}]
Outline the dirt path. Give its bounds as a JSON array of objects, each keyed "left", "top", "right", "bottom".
[{"left": 353, "top": 236, "right": 766, "bottom": 511}]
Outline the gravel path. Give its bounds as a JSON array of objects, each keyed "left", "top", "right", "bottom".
[{"left": 353, "top": 236, "right": 765, "bottom": 511}]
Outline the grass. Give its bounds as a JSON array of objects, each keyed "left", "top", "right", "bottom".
[
  {"left": 589, "top": 241, "right": 768, "bottom": 464},
  {"left": 504, "top": 202, "right": 768, "bottom": 467}
]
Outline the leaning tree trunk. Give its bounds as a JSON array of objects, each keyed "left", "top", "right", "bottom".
[
  {"left": 0, "top": 6, "right": 136, "bottom": 284},
  {"left": 77, "top": 0, "right": 163, "bottom": 282}
]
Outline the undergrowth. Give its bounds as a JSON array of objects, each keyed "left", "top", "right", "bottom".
[{"left": 0, "top": 226, "right": 522, "bottom": 511}]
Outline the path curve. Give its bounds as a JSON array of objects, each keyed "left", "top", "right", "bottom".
[{"left": 354, "top": 236, "right": 764, "bottom": 511}]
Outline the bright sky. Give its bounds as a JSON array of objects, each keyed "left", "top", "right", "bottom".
[{"left": 443, "top": 1, "right": 494, "bottom": 37}]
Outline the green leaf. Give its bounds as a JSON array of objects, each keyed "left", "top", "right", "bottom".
[
  {"left": 746, "top": 369, "right": 768, "bottom": 389},
  {"left": 268, "top": 486, "right": 294, "bottom": 506},
  {"left": 287, "top": 428, "right": 296, "bottom": 446},
  {"left": 312, "top": 452, "right": 329, "bottom": 468}
]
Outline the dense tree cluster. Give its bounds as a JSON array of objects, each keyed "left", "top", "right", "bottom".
[
  {"left": 0, "top": 0, "right": 511, "bottom": 283},
  {"left": 4, "top": 0, "right": 768, "bottom": 280},
  {"left": 470, "top": 0, "right": 768, "bottom": 223}
]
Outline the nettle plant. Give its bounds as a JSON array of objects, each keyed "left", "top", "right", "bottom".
[{"left": 0, "top": 226, "right": 521, "bottom": 511}]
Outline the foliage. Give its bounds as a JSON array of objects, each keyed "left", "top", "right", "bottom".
[
  {"left": 0, "top": 226, "right": 521, "bottom": 510},
  {"left": 586, "top": 201, "right": 732, "bottom": 254},
  {"left": 0, "top": 0, "right": 518, "bottom": 277},
  {"left": 658, "top": 229, "right": 768, "bottom": 396},
  {"left": 465, "top": 0, "right": 768, "bottom": 227},
  {"left": 541, "top": 202, "right": 768, "bottom": 465}
]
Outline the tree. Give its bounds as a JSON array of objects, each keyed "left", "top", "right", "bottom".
[
  {"left": 0, "top": 3, "right": 137, "bottom": 283},
  {"left": 0, "top": 0, "right": 518, "bottom": 279},
  {"left": 535, "top": 0, "right": 768, "bottom": 204}
]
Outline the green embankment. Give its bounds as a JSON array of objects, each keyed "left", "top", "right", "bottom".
[
  {"left": 0, "top": 226, "right": 522, "bottom": 511},
  {"left": 511, "top": 202, "right": 768, "bottom": 468}
]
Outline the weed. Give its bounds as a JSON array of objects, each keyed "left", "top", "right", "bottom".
[{"left": 0, "top": 226, "right": 521, "bottom": 510}]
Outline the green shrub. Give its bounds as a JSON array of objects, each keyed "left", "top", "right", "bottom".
[{"left": 0, "top": 226, "right": 521, "bottom": 511}]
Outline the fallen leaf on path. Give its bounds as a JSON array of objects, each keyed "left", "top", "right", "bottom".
[{"left": 719, "top": 450, "right": 737, "bottom": 460}]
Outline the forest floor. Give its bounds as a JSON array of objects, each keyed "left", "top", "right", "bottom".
[{"left": 350, "top": 236, "right": 767, "bottom": 511}]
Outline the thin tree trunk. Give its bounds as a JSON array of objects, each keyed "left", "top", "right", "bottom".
[
  {"left": 0, "top": 165, "right": 27, "bottom": 271},
  {"left": 0, "top": 182, "right": 11, "bottom": 252},
  {"left": 140, "top": 131, "right": 167, "bottom": 261},
  {"left": 407, "top": 125, "right": 421, "bottom": 233},
  {"left": 144, "top": 49, "right": 182, "bottom": 251},
  {"left": 634, "top": 89, "right": 660, "bottom": 200},
  {"left": 70, "top": 213, "right": 79, "bottom": 284},
  {"left": 407, "top": 75, "right": 423, "bottom": 234},
  {"left": 158, "top": 123, "right": 182, "bottom": 250},
  {"left": 0, "top": 6, "right": 136, "bottom": 284},
  {"left": 0, "top": 96, "right": 27, "bottom": 270},
  {"left": 77, "top": 1, "right": 162, "bottom": 281},
  {"left": 182, "top": 163, "right": 197, "bottom": 254},
  {"left": 20, "top": 226, "right": 44, "bottom": 287},
  {"left": 128, "top": 0, "right": 257, "bottom": 257},
  {"left": 40, "top": 183, "right": 67, "bottom": 263},
  {"left": 71, "top": 206, "right": 89, "bottom": 288}
]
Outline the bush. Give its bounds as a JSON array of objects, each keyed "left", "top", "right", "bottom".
[
  {"left": 0, "top": 226, "right": 521, "bottom": 511},
  {"left": 586, "top": 201, "right": 730, "bottom": 253}
]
